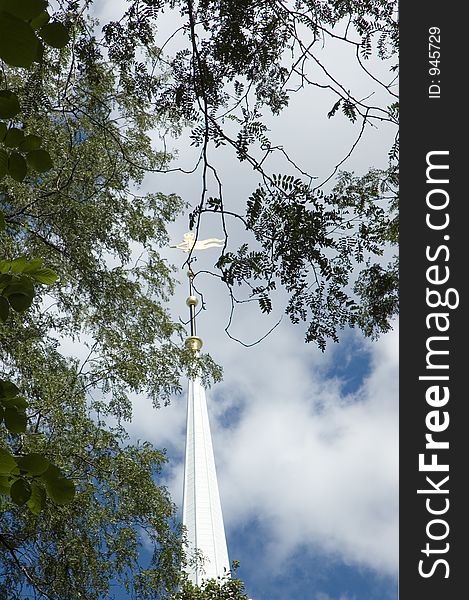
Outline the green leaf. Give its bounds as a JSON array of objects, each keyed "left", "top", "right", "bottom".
[
  {"left": 19, "top": 134, "right": 42, "bottom": 152},
  {"left": 26, "top": 481, "right": 46, "bottom": 514},
  {"left": 30, "top": 9, "right": 49, "bottom": 31},
  {"left": 26, "top": 148, "right": 53, "bottom": 172},
  {"left": 7, "top": 293, "right": 34, "bottom": 311},
  {"left": 0, "top": 260, "right": 11, "bottom": 274},
  {"left": 0, "top": 379, "right": 20, "bottom": 398},
  {"left": 22, "top": 258, "right": 43, "bottom": 273},
  {"left": 0, "top": 148, "right": 7, "bottom": 179},
  {"left": 31, "top": 267, "right": 57, "bottom": 284},
  {"left": 45, "top": 476, "right": 75, "bottom": 505},
  {"left": 8, "top": 152, "right": 27, "bottom": 182},
  {"left": 0, "top": 278, "right": 10, "bottom": 292},
  {"left": 0, "top": 295, "right": 9, "bottom": 321},
  {"left": 0, "top": 474, "right": 11, "bottom": 495},
  {"left": 3, "top": 127, "right": 25, "bottom": 148},
  {"left": 4, "top": 406, "right": 27, "bottom": 433},
  {"left": 0, "top": 0, "right": 48, "bottom": 20},
  {"left": 4, "top": 275, "right": 35, "bottom": 295},
  {"left": 41, "top": 464, "right": 63, "bottom": 483},
  {"left": 0, "top": 121, "right": 6, "bottom": 139},
  {"left": 41, "top": 463, "right": 75, "bottom": 504},
  {"left": 34, "top": 37, "right": 44, "bottom": 63},
  {"left": 0, "top": 448, "right": 17, "bottom": 475},
  {"left": 0, "top": 11, "right": 40, "bottom": 68},
  {"left": 4, "top": 277, "right": 35, "bottom": 311},
  {"left": 17, "top": 453, "right": 50, "bottom": 475},
  {"left": 0, "top": 91, "right": 20, "bottom": 119},
  {"left": 39, "top": 21, "right": 69, "bottom": 49},
  {"left": 10, "top": 478, "right": 31, "bottom": 505},
  {"left": 9, "top": 256, "right": 29, "bottom": 273},
  {"left": 2, "top": 395, "right": 28, "bottom": 410},
  {"left": 0, "top": 209, "right": 5, "bottom": 230}
]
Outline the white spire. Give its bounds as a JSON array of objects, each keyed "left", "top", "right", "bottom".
[
  {"left": 182, "top": 377, "right": 230, "bottom": 584},
  {"left": 171, "top": 231, "right": 230, "bottom": 584}
]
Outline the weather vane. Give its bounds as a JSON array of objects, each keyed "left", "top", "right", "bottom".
[
  {"left": 170, "top": 231, "right": 224, "bottom": 352},
  {"left": 170, "top": 231, "right": 224, "bottom": 253}
]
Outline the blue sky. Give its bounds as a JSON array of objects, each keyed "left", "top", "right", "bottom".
[{"left": 230, "top": 529, "right": 397, "bottom": 600}]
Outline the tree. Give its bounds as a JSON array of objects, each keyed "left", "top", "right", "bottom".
[
  {"left": 0, "top": 349, "right": 183, "bottom": 599},
  {"left": 0, "top": 0, "right": 78, "bottom": 518},
  {"left": 171, "top": 568, "right": 249, "bottom": 600},
  {"left": 102, "top": 0, "right": 399, "bottom": 348},
  {"left": 0, "top": 2, "right": 216, "bottom": 597}
]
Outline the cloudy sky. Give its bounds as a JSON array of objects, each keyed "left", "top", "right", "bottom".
[
  {"left": 128, "top": 313, "right": 398, "bottom": 599},
  {"left": 90, "top": 3, "right": 399, "bottom": 598}
]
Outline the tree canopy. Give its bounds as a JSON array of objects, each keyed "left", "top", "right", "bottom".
[
  {"left": 1, "top": 0, "right": 398, "bottom": 597},
  {"left": 0, "top": 1, "right": 194, "bottom": 596},
  {"left": 103, "top": 0, "right": 399, "bottom": 348},
  {"left": 171, "top": 569, "right": 249, "bottom": 600}
]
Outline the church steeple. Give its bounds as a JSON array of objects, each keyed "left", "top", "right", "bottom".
[
  {"left": 182, "top": 376, "right": 230, "bottom": 583},
  {"left": 173, "top": 232, "right": 230, "bottom": 584}
]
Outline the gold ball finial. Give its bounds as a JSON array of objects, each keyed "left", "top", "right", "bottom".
[
  {"left": 186, "top": 295, "right": 198, "bottom": 307},
  {"left": 185, "top": 336, "right": 203, "bottom": 352}
]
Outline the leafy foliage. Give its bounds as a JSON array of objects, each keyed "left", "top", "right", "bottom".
[
  {"left": 171, "top": 567, "right": 249, "bottom": 600},
  {"left": 0, "top": 252, "right": 76, "bottom": 513},
  {"left": 0, "top": 256, "right": 57, "bottom": 320},
  {"left": 0, "top": 0, "right": 76, "bottom": 521},
  {"left": 0, "top": 345, "right": 183, "bottom": 598},
  {"left": 212, "top": 167, "right": 398, "bottom": 349},
  {"left": 103, "top": 0, "right": 399, "bottom": 347},
  {"left": 0, "top": 0, "right": 59, "bottom": 202},
  {"left": 0, "top": 1, "right": 207, "bottom": 597},
  {"left": 0, "top": 0, "right": 69, "bottom": 68}
]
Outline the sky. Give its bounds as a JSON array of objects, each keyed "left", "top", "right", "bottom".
[
  {"left": 127, "top": 314, "right": 398, "bottom": 600},
  {"left": 82, "top": 3, "right": 399, "bottom": 599}
]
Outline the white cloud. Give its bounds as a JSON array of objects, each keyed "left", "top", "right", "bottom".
[{"left": 132, "top": 318, "right": 398, "bottom": 578}]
